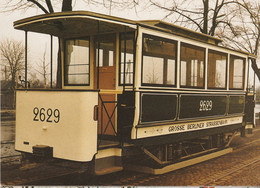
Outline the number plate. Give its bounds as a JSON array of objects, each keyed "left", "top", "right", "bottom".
[
  {"left": 33, "top": 107, "right": 60, "bottom": 123},
  {"left": 179, "top": 95, "right": 227, "bottom": 119}
]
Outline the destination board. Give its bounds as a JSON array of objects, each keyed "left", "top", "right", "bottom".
[{"left": 137, "top": 116, "right": 243, "bottom": 139}]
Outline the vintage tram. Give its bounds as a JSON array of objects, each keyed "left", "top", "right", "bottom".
[{"left": 14, "top": 11, "right": 257, "bottom": 175}]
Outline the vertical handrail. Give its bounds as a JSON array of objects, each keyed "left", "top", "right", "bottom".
[
  {"left": 97, "top": 21, "right": 100, "bottom": 90},
  {"left": 123, "top": 26, "right": 127, "bottom": 91},
  {"left": 25, "top": 31, "right": 28, "bottom": 88},
  {"left": 50, "top": 35, "right": 53, "bottom": 88},
  {"left": 101, "top": 101, "right": 103, "bottom": 136}
]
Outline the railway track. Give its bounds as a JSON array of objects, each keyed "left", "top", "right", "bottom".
[
  {"left": 0, "top": 140, "right": 86, "bottom": 185},
  {"left": 205, "top": 157, "right": 260, "bottom": 185},
  {"left": 1, "top": 159, "right": 90, "bottom": 185},
  {"left": 2, "top": 133, "right": 260, "bottom": 185},
  {"left": 1, "top": 141, "right": 21, "bottom": 165},
  {"left": 110, "top": 136, "right": 260, "bottom": 186},
  {"left": 1, "top": 141, "right": 15, "bottom": 145},
  {"left": 118, "top": 157, "right": 260, "bottom": 186}
]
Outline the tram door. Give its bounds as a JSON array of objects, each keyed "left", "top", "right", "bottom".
[
  {"left": 94, "top": 34, "right": 117, "bottom": 136},
  {"left": 245, "top": 94, "right": 255, "bottom": 126}
]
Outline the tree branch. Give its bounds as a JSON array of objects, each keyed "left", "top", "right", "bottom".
[
  {"left": 45, "top": 0, "right": 54, "bottom": 13},
  {"left": 149, "top": 0, "right": 203, "bottom": 33},
  {"left": 62, "top": 0, "right": 72, "bottom": 11},
  {"left": 27, "top": 0, "right": 49, "bottom": 13}
]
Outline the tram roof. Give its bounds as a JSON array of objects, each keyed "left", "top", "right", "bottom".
[
  {"left": 14, "top": 11, "right": 222, "bottom": 43},
  {"left": 14, "top": 11, "right": 138, "bottom": 38},
  {"left": 138, "top": 20, "right": 223, "bottom": 45}
]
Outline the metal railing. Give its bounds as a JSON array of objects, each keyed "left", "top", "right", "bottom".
[{"left": 98, "top": 93, "right": 118, "bottom": 137}]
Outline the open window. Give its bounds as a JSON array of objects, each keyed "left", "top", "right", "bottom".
[
  {"left": 229, "top": 55, "right": 245, "bottom": 90},
  {"left": 142, "top": 34, "right": 177, "bottom": 86},
  {"left": 208, "top": 50, "right": 227, "bottom": 89},
  {"left": 94, "top": 34, "right": 116, "bottom": 90},
  {"left": 180, "top": 43, "right": 205, "bottom": 88},
  {"left": 119, "top": 32, "right": 135, "bottom": 85},
  {"left": 64, "top": 39, "right": 90, "bottom": 86}
]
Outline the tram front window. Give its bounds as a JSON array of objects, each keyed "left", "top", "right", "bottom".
[
  {"left": 208, "top": 50, "right": 227, "bottom": 89},
  {"left": 181, "top": 43, "right": 205, "bottom": 88},
  {"left": 142, "top": 34, "right": 177, "bottom": 86},
  {"left": 64, "top": 39, "right": 90, "bottom": 85}
]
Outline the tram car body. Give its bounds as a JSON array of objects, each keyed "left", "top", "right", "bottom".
[{"left": 14, "top": 11, "right": 256, "bottom": 174}]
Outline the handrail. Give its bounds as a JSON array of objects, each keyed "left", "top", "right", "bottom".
[{"left": 99, "top": 90, "right": 123, "bottom": 94}]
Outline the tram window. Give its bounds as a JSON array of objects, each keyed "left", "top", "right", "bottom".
[
  {"left": 142, "top": 34, "right": 177, "bottom": 86},
  {"left": 65, "top": 39, "right": 90, "bottom": 85},
  {"left": 208, "top": 50, "right": 227, "bottom": 89},
  {"left": 119, "top": 32, "right": 135, "bottom": 85},
  {"left": 229, "top": 55, "right": 245, "bottom": 89},
  {"left": 180, "top": 43, "right": 205, "bottom": 88},
  {"left": 167, "top": 59, "right": 175, "bottom": 85},
  {"left": 95, "top": 41, "right": 115, "bottom": 67}
]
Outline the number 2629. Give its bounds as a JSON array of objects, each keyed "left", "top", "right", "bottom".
[
  {"left": 199, "top": 100, "right": 213, "bottom": 111},
  {"left": 33, "top": 107, "right": 60, "bottom": 123}
]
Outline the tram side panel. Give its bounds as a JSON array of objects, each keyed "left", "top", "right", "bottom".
[
  {"left": 134, "top": 92, "right": 245, "bottom": 143},
  {"left": 15, "top": 90, "right": 98, "bottom": 162}
]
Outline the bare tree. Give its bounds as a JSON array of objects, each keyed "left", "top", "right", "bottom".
[
  {"left": 2, "top": 0, "right": 72, "bottom": 88},
  {"left": 2, "top": 0, "right": 71, "bottom": 13},
  {"left": 216, "top": 0, "right": 260, "bottom": 80},
  {"left": 0, "top": 39, "right": 25, "bottom": 91},
  {"left": 147, "top": 0, "right": 236, "bottom": 36},
  {"left": 34, "top": 47, "right": 50, "bottom": 88},
  {"left": 29, "top": 72, "right": 45, "bottom": 88},
  {"left": 218, "top": 0, "right": 259, "bottom": 55}
]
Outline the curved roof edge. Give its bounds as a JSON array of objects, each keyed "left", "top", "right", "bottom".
[{"left": 14, "top": 11, "right": 137, "bottom": 28}]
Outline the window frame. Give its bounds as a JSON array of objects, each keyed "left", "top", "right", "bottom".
[
  {"left": 207, "top": 49, "right": 228, "bottom": 90},
  {"left": 64, "top": 37, "right": 91, "bottom": 86},
  {"left": 119, "top": 32, "right": 136, "bottom": 86},
  {"left": 141, "top": 34, "right": 178, "bottom": 87},
  {"left": 229, "top": 54, "right": 246, "bottom": 90},
  {"left": 180, "top": 42, "right": 206, "bottom": 89}
]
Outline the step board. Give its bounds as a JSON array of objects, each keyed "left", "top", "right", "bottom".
[
  {"left": 125, "top": 147, "right": 232, "bottom": 175},
  {"left": 246, "top": 123, "right": 254, "bottom": 134},
  {"left": 95, "top": 166, "right": 123, "bottom": 176},
  {"left": 95, "top": 147, "right": 123, "bottom": 175}
]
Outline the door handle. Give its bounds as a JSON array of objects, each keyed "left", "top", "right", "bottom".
[{"left": 93, "top": 105, "right": 99, "bottom": 121}]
